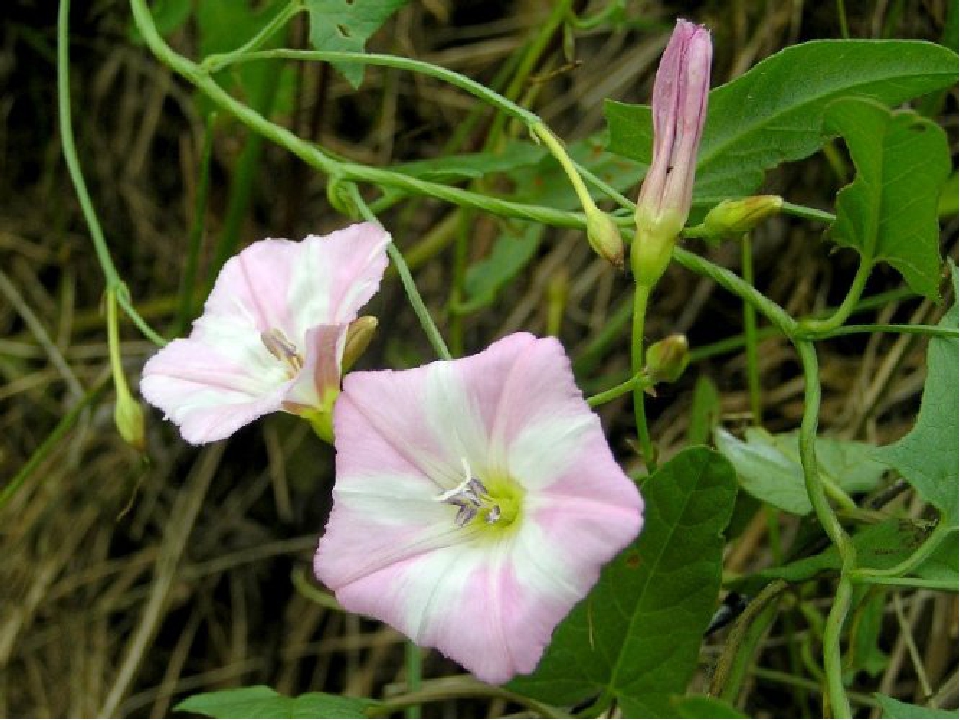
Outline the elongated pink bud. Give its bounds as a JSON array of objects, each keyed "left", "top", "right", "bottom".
[{"left": 633, "top": 20, "right": 712, "bottom": 286}]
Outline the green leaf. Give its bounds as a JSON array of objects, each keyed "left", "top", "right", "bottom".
[
  {"left": 197, "top": 0, "right": 295, "bottom": 114},
  {"left": 688, "top": 375, "right": 721, "bottom": 446},
  {"left": 845, "top": 589, "right": 889, "bottom": 681},
  {"left": 460, "top": 223, "right": 542, "bottom": 312},
  {"left": 875, "top": 262, "right": 959, "bottom": 526},
  {"left": 713, "top": 427, "right": 887, "bottom": 515},
  {"left": 606, "top": 40, "right": 959, "bottom": 205},
  {"left": 750, "top": 519, "right": 957, "bottom": 588},
  {"left": 306, "top": 0, "right": 408, "bottom": 88},
  {"left": 509, "top": 447, "right": 737, "bottom": 718},
  {"left": 176, "top": 686, "right": 377, "bottom": 719},
  {"left": 824, "top": 98, "right": 949, "bottom": 298},
  {"left": 875, "top": 694, "right": 959, "bottom": 719},
  {"left": 673, "top": 696, "right": 748, "bottom": 719}
]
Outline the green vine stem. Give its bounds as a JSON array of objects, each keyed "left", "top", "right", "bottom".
[
  {"left": 852, "top": 516, "right": 953, "bottom": 582},
  {"left": 58, "top": 0, "right": 167, "bottom": 347},
  {"left": 631, "top": 283, "right": 657, "bottom": 471},
  {"left": 799, "top": 256, "right": 872, "bottom": 336},
  {"left": 587, "top": 371, "right": 653, "bottom": 407},
  {"left": 741, "top": 235, "right": 762, "bottom": 423},
  {"left": 347, "top": 184, "right": 452, "bottom": 361},
  {"left": 795, "top": 340, "right": 855, "bottom": 718}
]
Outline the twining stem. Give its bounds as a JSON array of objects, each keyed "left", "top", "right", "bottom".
[
  {"left": 795, "top": 340, "right": 854, "bottom": 718},
  {"left": 347, "top": 184, "right": 452, "bottom": 361},
  {"left": 107, "top": 289, "right": 133, "bottom": 407},
  {"left": 799, "top": 255, "right": 872, "bottom": 336},
  {"left": 587, "top": 371, "right": 653, "bottom": 407},
  {"left": 404, "top": 642, "right": 422, "bottom": 720},
  {"left": 741, "top": 235, "right": 762, "bottom": 424},
  {"left": 530, "top": 123, "right": 597, "bottom": 214},
  {"left": 631, "top": 283, "right": 657, "bottom": 471},
  {"left": 58, "top": 0, "right": 166, "bottom": 347}
]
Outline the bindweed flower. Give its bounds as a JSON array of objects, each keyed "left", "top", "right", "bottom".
[
  {"left": 140, "top": 223, "right": 389, "bottom": 444},
  {"left": 314, "top": 333, "right": 643, "bottom": 684},
  {"left": 632, "top": 19, "right": 712, "bottom": 287}
]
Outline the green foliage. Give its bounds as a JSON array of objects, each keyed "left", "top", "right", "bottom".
[
  {"left": 825, "top": 98, "right": 949, "bottom": 298},
  {"left": 389, "top": 142, "right": 546, "bottom": 182},
  {"left": 306, "top": 0, "right": 409, "bottom": 87},
  {"left": 749, "top": 519, "right": 957, "bottom": 588},
  {"left": 714, "top": 427, "right": 887, "bottom": 515},
  {"left": 509, "top": 448, "right": 737, "bottom": 717},
  {"left": 688, "top": 376, "right": 721, "bottom": 445},
  {"left": 605, "top": 40, "right": 959, "bottom": 205},
  {"left": 197, "top": 0, "right": 296, "bottom": 113},
  {"left": 845, "top": 589, "right": 889, "bottom": 680},
  {"left": 510, "top": 135, "right": 643, "bottom": 210},
  {"left": 875, "top": 263, "right": 959, "bottom": 526},
  {"left": 176, "top": 686, "right": 378, "bottom": 719},
  {"left": 461, "top": 223, "right": 542, "bottom": 312},
  {"left": 875, "top": 694, "right": 959, "bottom": 719},
  {"left": 673, "top": 695, "right": 748, "bottom": 718}
]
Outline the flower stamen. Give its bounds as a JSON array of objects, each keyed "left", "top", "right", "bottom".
[
  {"left": 435, "top": 458, "right": 518, "bottom": 530},
  {"left": 261, "top": 328, "right": 305, "bottom": 375}
]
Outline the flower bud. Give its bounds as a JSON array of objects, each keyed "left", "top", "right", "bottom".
[
  {"left": 115, "top": 393, "right": 146, "bottom": 451},
  {"left": 688, "top": 195, "right": 784, "bottom": 241},
  {"left": 645, "top": 334, "right": 690, "bottom": 385},
  {"left": 632, "top": 19, "right": 712, "bottom": 287},
  {"left": 586, "top": 208, "right": 624, "bottom": 268},
  {"left": 342, "top": 316, "right": 378, "bottom": 373}
]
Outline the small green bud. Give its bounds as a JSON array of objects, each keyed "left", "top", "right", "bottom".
[
  {"left": 342, "top": 316, "right": 378, "bottom": 373},
  {"left": 115, "top": 392, "right": 146, "bottom": 451},
  {"left": 689, "top": 195, "right": 783, "bottom": 240},
  {"left": 585, "top": 208, "right": 624, "bottom": 269},
  {"left": 645, "top": 334, "right": 690, "bottom": 385}
]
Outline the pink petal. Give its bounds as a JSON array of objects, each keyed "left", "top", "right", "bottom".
[
  {"left": 316, "top": 333, "right": 644, "bottom": 684},
  {"left": 288, "top": 223, "right": 390, "bottom": 339},
  {"left": 139, "top": 336, "right": 289, "bottom": 444}
]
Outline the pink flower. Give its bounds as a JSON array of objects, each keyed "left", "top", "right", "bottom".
[
  {"left": 314, "top": 333, "right": 643, "bottom": 684},
  {"left": 633, "top": 19, "right": 712, "bottom": 286},
  {"left": 140, "top": 223, "right": 389, "bottom": 444}
]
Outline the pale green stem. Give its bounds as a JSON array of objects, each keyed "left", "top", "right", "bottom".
[
  {"left": 530, "top": 123, "right": 597, "bottom": 214},
  {"left": 741, "top": 234, "right": 762, "bottom": 424},
  {"left": 106, "top": 288, "right": 133, "bottom": 405},
  {"left": 795, "top": 340, "right": 855, "bottom": 719},
  {"left": 59, "top": 0, "right": 167, "bottom": 346},
  {"left": 632, "top": 283, "right": 657, "bottom": 471},
  {"left": 404, "top": 642, "right": 422, "bottom": 720},
  {"left": 852, "top": 517, "right": 953, "bottom": 581},
  {"left": 587, "top": 371, "right": 652, "bottom": 407},
  {"left": 346, "top": 184, "right": 452, "bottom": 361},
  {"left": 202, "top": 0, "right": 304, "bottom": 71},
  {"left": 780, "top": 201, "right": 835, "bottom": 224}
]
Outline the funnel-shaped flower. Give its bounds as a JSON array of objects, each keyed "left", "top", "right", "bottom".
[
  {"left": 314, "top": 333, "right": 643, "bottom": 684},
  {"left": 140, "top": 223, "right": 389, "bottom": 444},
  {"left": 633, "top": 19, "right": 712, "bottom": 286}
]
